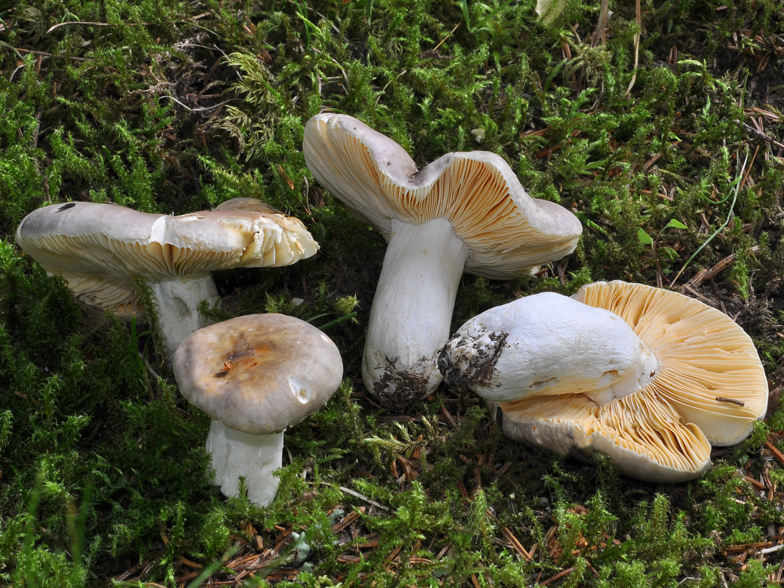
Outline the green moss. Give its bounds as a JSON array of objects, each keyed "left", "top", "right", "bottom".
[{"left": 2, "top": 0, "right": 784, "bottom": 584}]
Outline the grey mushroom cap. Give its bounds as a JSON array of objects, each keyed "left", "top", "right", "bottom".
[
  {"left": 215, "top": 197, "right": 282, "bottom": 215},
  {"left": 15, "top": 200, "right": 318, "bottom": 318},
  {"left": 303, "top": 113, "right": 582, "bottom": 278},
  {"left": 172, "top": 314, "right": 344, "bottom": 435}
]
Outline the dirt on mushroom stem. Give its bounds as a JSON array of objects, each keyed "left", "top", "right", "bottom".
[{"left": 438, "top": 331, "right": 510, "bottom": 392}]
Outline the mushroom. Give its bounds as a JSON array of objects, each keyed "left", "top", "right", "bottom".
[
  {"left": 303, "top": 113, "right": 582, "bottom": 409},
  {"left": 172, "top": 313, "right": 343, "bottom": 506},
  {"left": 15, "top": 199, "right": 318, "bottom": 355},
  {"left": 439, "top": 282, "right": 768, "bottom": 482}
]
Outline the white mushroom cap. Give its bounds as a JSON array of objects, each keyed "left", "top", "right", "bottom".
[
  {"left": 15, "top": 200, "right": 319, "bottom": 319},
  {"left": 172, "top": 313, "right": 343, "bottom": 434},
  {"left": 303, "top": 113, "right": 582, "bottom": 277},
  {"left": 440, "top": 283, "right": 768, "bottom": 482}
]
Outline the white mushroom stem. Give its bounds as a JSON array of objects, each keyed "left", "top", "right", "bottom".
[
  {"left": 362, "top": 217, "right": 469, "bottom": 407},
  {"left": 440, "top": 293, "right": 662, "bottom": 405},
  {"left": 205, "top": 419, "right": 284, "bottom": 507},
  {"left": 148, "top": 276, "right": 219, "bottom": 357}
]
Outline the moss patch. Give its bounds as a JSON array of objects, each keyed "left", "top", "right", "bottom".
[{"left": 2, "top": 0, "right": 784, "bottom": 585}]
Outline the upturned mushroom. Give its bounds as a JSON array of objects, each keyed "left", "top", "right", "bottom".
[
  {"left": 439, "top": 282, "right": 768, "bottom": 482},
  {"left": 15, "top": 199, "right": 318, "bottom": 355},
  {"left": 303, "top": 113, "right": 582, "bottom": 409},
  {"left": 172, "top": 313, "right": 343, "bottom": 506}
]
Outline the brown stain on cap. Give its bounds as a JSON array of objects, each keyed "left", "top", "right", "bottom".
[{"left": 173, "top": 313, "right": 343, "bottom": 435}]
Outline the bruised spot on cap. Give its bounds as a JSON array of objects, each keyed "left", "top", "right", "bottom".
[{"left": 289, "top": 376, "right": 312, "bottom": 404}]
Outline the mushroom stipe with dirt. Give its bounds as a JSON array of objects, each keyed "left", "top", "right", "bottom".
[{"left": 303, "top": 113, "right": 582, "bottom": 410}]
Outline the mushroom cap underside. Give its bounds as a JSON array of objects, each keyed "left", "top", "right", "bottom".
[
  {"left": 172, "top": 313, "right": 343, "bottom": 435},
  {"left": 15, "top": 200, "right": 318, "bottom": 317},
  {"left": 491, "top": 390, "right": 712, "bottom": 483},
  {"left": 573, "top": 281, "right": 768, "bottom": 446},
  {"left": 303, "top": 113, "right": 582, "bottom": 279}
]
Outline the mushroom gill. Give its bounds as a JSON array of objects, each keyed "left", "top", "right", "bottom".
[
  {"left": 574, "top": 281, "right": 768, "bottom": 445},
  {"left": 493, "top": 388, "right": 712, "bottom": 482}
]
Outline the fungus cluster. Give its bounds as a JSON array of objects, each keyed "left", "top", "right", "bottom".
[{"left": 14, "top": 112, "right": 771, "bottom": 506}]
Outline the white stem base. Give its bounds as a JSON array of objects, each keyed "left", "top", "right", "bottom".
[
  {"left": 362, "top": 218, "right": 469, "bottom": 409},
  {"left": 205, "top": 420, "right": 284, "bottom": 507},
  {"left": 149, "top": 276, "right": 219, "bottom": 357}
]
